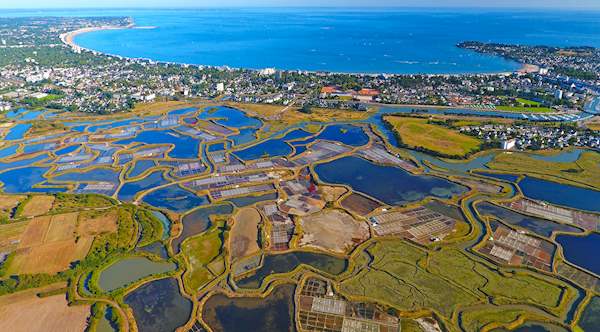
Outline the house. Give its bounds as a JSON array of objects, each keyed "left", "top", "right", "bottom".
[{"left": 353, "top": 88, "right": 380, "bottom": 102}]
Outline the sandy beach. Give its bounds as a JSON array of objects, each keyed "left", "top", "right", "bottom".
[{"left": 60, "top": 24, "right": 135, "bottom": 50}]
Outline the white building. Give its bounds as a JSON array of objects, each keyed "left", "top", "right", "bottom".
[
  {"left": 216, "top": 82, "right": 225, "bottom": 92},
  {"left": 29, "top": 92, "right": 49, "bottom": 99},
  {"left": 25, "top": 74, "right": 44, "bottom": 83},
  {"left": 259, "top": 68, "right": 276, "bottom": 76},
  {"left": 501, "top": 139, "right": 517, "bottom": 150},
  {"left": 0, "top": 102, "right": 11, "bottom": 111}
]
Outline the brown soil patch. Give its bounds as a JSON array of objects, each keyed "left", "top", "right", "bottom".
[
  {"left": 9, "top": 214, "right": 93, "bottom": 274},
  {"left": 320, "top": 186, "right": 347, "bottom": 203},
  {"left": 300, "top": 209, "right": 369, "bottom": 253},
  {"left": 584, "top": 116, "right": 600, "bottom": 131},
  {"left": 0, "top": 194, "right": 25, "bottom": 210},
  {"left": 10, "top": 237, "right": 92, "bottom": 275},
  {"left": 46, "top": 213, "right": 78, "bottom": 242},
  {"left": 21, "top": 195, "right": 55, "bottom": 217},
  {"left": 18, "top": 216, "right": 52, "bottom": 248},
  {"left": 341, "top": 193, "right": 382, "bottom": 216},
  {"left": 0, "top": 220, "right": 29, "bottom": 252},
  {"left": 77, "top": 210, "right": 118, "bottom": 236},
  {"left": 230, "top": 207, "right": 261, "bottom": 260},
  {"left": 0, "top": 285, "right": 90, "bottom": 332}
]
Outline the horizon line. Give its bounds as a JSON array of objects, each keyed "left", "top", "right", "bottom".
[{"left": 3, "top": 5, "right": 600, "bottom": 11}]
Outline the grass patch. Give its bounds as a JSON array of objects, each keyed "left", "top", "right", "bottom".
[
  {"left": 52, "top": 193, "right": 115, "bottom": 212},
  {"left": 460, "top": 307, "right": 529, "bottom": 331},
  {"left": 181, "top": 222, "right": 225, "bottom": 292},
  {"left": 384, "top": 116, "right": 482, "bottom": 158},
  {"left": 487, "top": 150, "right": 600, "bottom": 190},
  {"left": 495, "top": 105, "right": 554, "bottom": 113},
  {"left": 341, "top": 240, "right": 575, "bottom": 321}
]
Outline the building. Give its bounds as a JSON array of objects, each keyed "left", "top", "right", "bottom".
[
  {"left": 501, "top": 138, "right": 517, "bottom": 150},
  {"left": 353, "top": 88, "right": 380, "bottom": 102},
  {"left": 0, "top": 102, "right": 11, "bottom": 111},
  {"left": 29, "top": 92, "right": 48, "bottom": 99},
  {"left": 259, "top": 68, "right": 276, "bottom": 76},
  {"left": 216, "top": 82, "right": 225, "bottom": 92},
  {"left": 554, "top": 89, "right": 563, "bottom": 100}
]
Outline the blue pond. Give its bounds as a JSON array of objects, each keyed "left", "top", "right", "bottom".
[
  {"left": 518, "top": 177, "right": 600, "bottom": 213},
  {"left": 0, "top": 166, "right": 55, "bottom": 193},
  {"left": 299, "top": 124, "right": 369, "bottom": 147},
  {"left": 199, "top": 106, "right": 262, "bottom": 129},
  {"left": 88, "top": 118, "right": 143, "bottom": 133},
  {"left": 23, "top": 143, "right": 55, "bottom": 155},
  {"left": 0, "top": 153, "right": 49, "bottom": 171},
  {"left": 118, "top": 170, "right": 169, "bottom": 201},
  {"left": 20, "top": 110, "right": 44, "bottom": 121},
  {"left": 52, "top": 168, "right": 120, "bottom": 183},
  {"left": 116, "top": 130, "right": 200, "bottom": 159},
  {"left": 230, "top": 128, "right": 258, "bottom": 146},
  {"left": 169, "top": 107, "right": 197, "bottom": 116},
  {"left": 281, "top": 128, "right": 313, "bottom": 141},
  {"left": 0, "top": 145, "right": 19, "bottom": 159},
  {"left": 233, "top": 139, "right": 292, "bottom": 161},
  {"left": 530, "top": 149, "right": 585, "bottom": 163},
  {"left": 143, "top": 184, "right": 209, "bottom": 212},
  {"left": 5, "top": 108, "right": 27, "bottom": 119},
  {"left": 208, "top": 142, "right": 227, "bottom": 152},
  {"left": 124, "top": 278, "right": 192, "bottom": 332},
  {"left": 292, "top": 145, "right": 307, "bottom": 156},
  {"left": 556, "top": 233, "right": 600, "bottom": 276},
  {"left": 315, "top": 156, "right": 467, "bottom": 205},
  {"left": 128, "top": 160, "right": 156, "bottom": 178},
  {"left": 54, "top": 145, "right": 81, "bottom": 156},
  {"left": 5, "top": 124, "right": 32, "bottom": 140}
]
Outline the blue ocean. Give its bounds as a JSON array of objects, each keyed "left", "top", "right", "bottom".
[{"left": 5, "top": 8, "right": 600, "bottom": 74}]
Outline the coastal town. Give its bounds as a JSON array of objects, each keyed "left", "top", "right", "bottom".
[{"left": 1, "top": 16, "right": 599, "bottom": 120}]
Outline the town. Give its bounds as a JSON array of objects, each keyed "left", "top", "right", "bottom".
[{"left": 1, "top": 17, "right": 599, "bottom": 119}]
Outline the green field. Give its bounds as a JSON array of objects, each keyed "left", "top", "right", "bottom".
[
  {"left": 181, "top": 224, "right": 225, "bottom": 292},
  {"left": 384, "top": 116, "right": 482, "bottom": 157},
  {"left": 495, "top": 98, "right": 554, "bottom": 113},
  {"left": 341, "top": 240, "right": 575, "bottom": 321},
  {"left": 495, "top": 105, "right": 554, "bottom": 113}
]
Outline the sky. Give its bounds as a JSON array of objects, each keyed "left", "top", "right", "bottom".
[{"left": 2, "top": 0, "right": 600, "bottom": 9}]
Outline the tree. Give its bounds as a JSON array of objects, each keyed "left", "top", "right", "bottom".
[{"left": 300, "top": 104, "right": 312, "bottom": 114}]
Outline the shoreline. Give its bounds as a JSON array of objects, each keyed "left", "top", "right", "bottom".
[
  {"left": 60, "top": 25, "right": 524, "bottom": 78},
  {"left": 60, "top": 24, "right": 132, "bottom": 49}
]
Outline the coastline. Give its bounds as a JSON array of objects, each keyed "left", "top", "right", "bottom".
[
  {"left": 60, "top": 24, "right": 134, "bottom": 51},
  {"left": 60, "top": 24, "right": 524, "bottom": 78}
]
